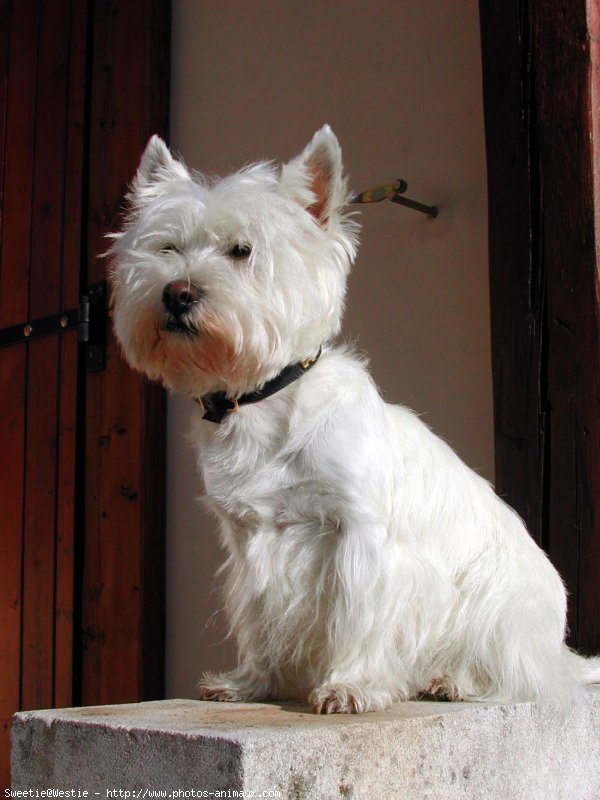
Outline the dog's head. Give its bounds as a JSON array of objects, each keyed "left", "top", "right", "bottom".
[{"left": 109, "top": 126, "right": 358, "bottom": 397}]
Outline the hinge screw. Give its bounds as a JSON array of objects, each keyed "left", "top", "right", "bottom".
[{"left": 60, "top": 315, "right": 70, "bottom": 328}]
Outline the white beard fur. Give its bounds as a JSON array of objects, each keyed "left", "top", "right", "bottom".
[{"left": 109, "top": 127, "right": 600, "bottom": 713}]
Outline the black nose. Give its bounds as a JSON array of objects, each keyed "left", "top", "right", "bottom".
[{"left": 162, "top": 280, "right": 202, "bottom": 315}]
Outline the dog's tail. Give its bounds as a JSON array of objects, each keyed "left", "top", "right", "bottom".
[{"left": 565, "top": 648, "right": 600, "bottom": 684}]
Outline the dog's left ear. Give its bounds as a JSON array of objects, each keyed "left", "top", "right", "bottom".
[{"left": 280, "top": 125, "right": 346, "bottom": 227}]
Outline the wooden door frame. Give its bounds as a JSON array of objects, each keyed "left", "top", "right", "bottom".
[{"left": 480, "top": 0, "right": 600, "bottom": 651}]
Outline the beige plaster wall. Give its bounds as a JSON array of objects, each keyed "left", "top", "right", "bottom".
[{"left": 166, "top": 0, "right": 492, "bottom": 698}]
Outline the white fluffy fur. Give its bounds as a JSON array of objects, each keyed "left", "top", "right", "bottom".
[{"left": 110, "top": 127, "right": 600, "bottom": 713}]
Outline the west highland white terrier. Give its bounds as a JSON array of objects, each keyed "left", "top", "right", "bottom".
[{"left": 109, "top": 126, "right": 600, "bottom": 713}]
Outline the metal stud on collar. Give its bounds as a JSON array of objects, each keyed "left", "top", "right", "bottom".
[{"left": 301, "top": 354, "right": 318, "bottom": 370}]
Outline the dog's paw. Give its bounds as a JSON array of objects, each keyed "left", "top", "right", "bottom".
[
  {"left": 197, "top": 671, "right": 245, "bottom": 702},
  {"left": 197, "top": 668, "right": 273, "bottom": 703},
  {"left": 422, "top": 676, "right": 460, "bottom": 702},
  {"left": 310, "top": 683, "right": 374, "bottom": 714},
  {"left": 198, "top": 684, "right": 239, "bottom": 702}
]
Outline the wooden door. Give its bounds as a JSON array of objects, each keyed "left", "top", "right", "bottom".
[
  {"left": 480, "top": 0, "right": 600, "bottom": 652},
  {"left": 0, "top": 0, "right": 169, "bottom": 788},
  {"left": 0, "top": 0, "right": 87, "bottom": 787}
]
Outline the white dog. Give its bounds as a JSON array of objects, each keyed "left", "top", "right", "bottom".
[{"left": 109, "top": 126, "right": 599, "bottom": 713}]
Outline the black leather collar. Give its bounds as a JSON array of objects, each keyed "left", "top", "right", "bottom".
[{"left": 195, "top": 348, "right": 322, "bottom": 424}]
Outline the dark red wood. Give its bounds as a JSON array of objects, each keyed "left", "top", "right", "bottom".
[
  {"left": 479, "top": 0, "right": 545, "bottom": 546},
  {"left": 20, "top": 0, "right": 72, "bottom": 713},
  {"left": 28, "top": 0, "right": 70, "bottom": 320},
  {"left": 54, "top": 0, "right": 88, "bottom": 711},
  {"left": 0, "top": 1, "right": 11, "bottom": 254},
  {"left": 0, "top": 0, "right": 169, "bottom": 784},
  {"left": 54, "top": 330, "right": 78, "bottom": 710},
  {"left": 0, "top": 346, "right": 26, "bottom": 791},
  {"left": 0, "top": 0, "right": 36, "bottom": 329},
  {"left": 539, "top": 0, "right": 600, "bottom": 654},
  {"left": 20, "top": 0, "right": 80, "bottom": 713},
  {"left": 21, "top": 336, "right": 60, "bottom": 711},
  {"left": 582, "top": 0, "right": 600, "bottom": 658},
  {"left": 0, "top": 0, "right": 37, "bottom": 785},
  {"left": 480, "top": 0, "right": 600, "bottom": 650},
  {"left": 0, "top": 0, "right": 87, "bottom": 784},
  {"left": 81, "top": 0, "right": 168, "bottom": 705}
]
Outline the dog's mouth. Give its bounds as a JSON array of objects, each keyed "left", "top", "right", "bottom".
[{"left": 163, "top": 315, "right": 198, "bottom": 337}]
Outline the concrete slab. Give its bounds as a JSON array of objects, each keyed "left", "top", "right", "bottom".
[{"left": 11, "top": 687, "right": 600, "bottom": 799}]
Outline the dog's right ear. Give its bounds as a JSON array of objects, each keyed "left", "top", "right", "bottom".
[{"left": 130, "top": 135, "right": 190, "bottom": 203}]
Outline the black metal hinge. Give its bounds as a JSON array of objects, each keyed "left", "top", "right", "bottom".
[
  {"left": 78, "top": 282, "right": 106, "bottom": 372},
  {"left": 0, "top": 281, "right": 107, "bottom": 372}
]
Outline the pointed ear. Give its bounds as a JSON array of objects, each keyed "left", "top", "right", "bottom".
[
  {"left": 279, "top": 125, "right": 346, "bottom": 226},
  {"left": 131, "top": 135, "right": 190, "bottom": 200}
]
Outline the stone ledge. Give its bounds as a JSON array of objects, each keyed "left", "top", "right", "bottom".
[{"left": 11, "top": 687, "right": 600, "bottom": 799}]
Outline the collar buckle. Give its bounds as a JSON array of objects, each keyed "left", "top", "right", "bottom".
[{"left": 227, "top": 397, "right": 239, "bottom": 414}]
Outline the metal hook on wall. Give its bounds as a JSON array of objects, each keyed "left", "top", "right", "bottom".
[{"left": 350, "top": 179, "right": 438, "bottom": 219}]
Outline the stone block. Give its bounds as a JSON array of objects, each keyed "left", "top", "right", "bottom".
[{"left": 11, "top": 688, "right": 600, "bottom": 799}]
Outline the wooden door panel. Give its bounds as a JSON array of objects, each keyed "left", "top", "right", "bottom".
[
  {"left": 0, "top": 4, "right": 41, "bottom": 783},
  {"left": 29, "top": 0, "right": 71, "bottom": 320},
  {"left": 21, "top": 336, "right": 61, "bottom": 712},
  {"left": 0, "top": 0, "right": 37, "bottom": 330},
  {"left": 52, "top": 0, "right": 89, "bottom": 711},
  {"left": 19, "top": 0, "right": 75, "bottom": 713},
  {"left": 0, "top": 0, "right": 85, "bottom": 786},
  {"left": 54, "top": 329, "right": 79, "bottom": 710},
  {"left": 0, "top": 347, "right": 26, "bottom": 790}
]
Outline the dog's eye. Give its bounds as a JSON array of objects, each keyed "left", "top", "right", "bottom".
[
  {"left": 228, "top": 243, "right": 252, "bottom": 260},
  {"left": 161, "top": 243, "right": 182, "bottom": 255}
]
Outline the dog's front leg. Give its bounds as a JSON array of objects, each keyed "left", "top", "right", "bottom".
[{"left": 308, "top": 515, "right": 409, "bottom": 714}]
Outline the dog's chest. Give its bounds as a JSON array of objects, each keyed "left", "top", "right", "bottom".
[{"left": 196, "top": 411, "right": 337, "bottom": 543}]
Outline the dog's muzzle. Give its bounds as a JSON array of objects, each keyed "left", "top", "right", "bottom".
[{"left": 162, "top": 280, "right": 203, "bottom": 333}]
